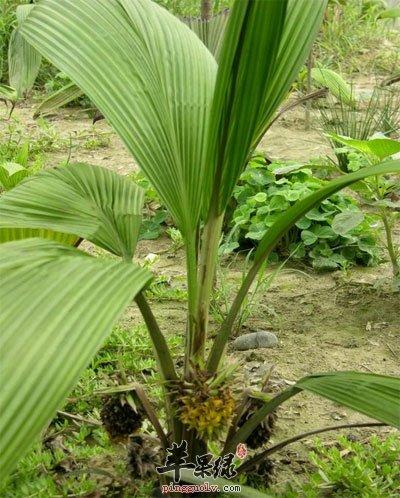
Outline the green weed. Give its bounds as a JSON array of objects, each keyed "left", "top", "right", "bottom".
[
  {"left": 0, "top": 117, "right": 113, "bottom": 167},
  {"left": 315, "top": 0, "right": 400, "bottom": 75},
  {"left": 279, "top": 435, "right": 400, "bottom": 498},
  {"left": 221, "top": 156, "right": 380, "bottom": 271}
]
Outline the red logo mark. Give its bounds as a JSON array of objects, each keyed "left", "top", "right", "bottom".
[{"left": 235, "top": 443, "right": 247, "bottom": 459}]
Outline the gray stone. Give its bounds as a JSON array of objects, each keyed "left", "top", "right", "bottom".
[{"left": 232, "top": 331, "right": 278, "bottom": 351}]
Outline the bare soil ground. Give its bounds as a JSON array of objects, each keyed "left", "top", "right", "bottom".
[
  {"left": 1, "top": 99, "right": 332, "bottom": 171},
  {"left": 135, "top": 237, "right": 399, "bottom": 491}
]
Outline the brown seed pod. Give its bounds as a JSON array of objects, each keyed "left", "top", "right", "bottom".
[
  {"left": 100, "top": 395, "right": 143, "bottom": 440},
  {"left": 237, "top": 399, "right": 277, "bottom": 450},
  {"left": 248, "top": 458, "right": 275, "bottom": 488},
  {"left": 127, "top": 434, "right": 162, "bottom": 479}
]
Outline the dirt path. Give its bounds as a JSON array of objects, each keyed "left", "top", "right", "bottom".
[
  {"left": 1, "top": 102, "right": 136, "bottom": 174},
  {"left": 1, "top": 99, "right": 332, "bottom": 170}
]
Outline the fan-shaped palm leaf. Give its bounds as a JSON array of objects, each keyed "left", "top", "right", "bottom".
[
  {"left": 0, "top": 163, "right": 144, "bottom": 259},
  {"left": 296, "top": 372, "right": 400, "bottom": 428},
  {"left": 182, "top": 9, "right": 230, "bottom": 61},
  {"left": 0, "top": 162, "right": 29, "bottom": 190},
  {"left": 204, "top": 0, "right": 288, "bottom": 214},
  {"left": 253, "top": 0, "right": 328, "bottom": 143},
  {"left": 0, "top": 227, "right": 79, "bottom": 245},
  {"left": 311, "top": 67, "right": 354, "bottom": 106},
  {"left": 0, "top": 84, "right": 17, "bottom": 102},
  {"left": 21, "top": 0, "right": 216, "bottom": 238},
  {"left": 0, "top": 238, "right": 152, "bottom": 478},
  {"left": 34, "top": 81, "right": 84, "bottom": 118}
]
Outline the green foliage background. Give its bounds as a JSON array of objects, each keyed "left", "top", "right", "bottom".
[{"left": 222, "top": 157, "right": 380, "bottom": 270}]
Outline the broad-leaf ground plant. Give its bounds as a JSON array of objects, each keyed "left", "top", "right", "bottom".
[
  {"left": 221, "top": 155, "right": 380, "bottom": 271},
  {"left": 1, "top": 0, "right": 400, "bottom": 494},
  {"left": 328, "top": 134, "right": 400, "bottom": 281}
]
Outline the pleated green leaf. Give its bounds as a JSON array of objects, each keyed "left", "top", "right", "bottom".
[
  {"left": 182, "top": 9, "right": 230, "bottom": 61},
  {"left": 253, "top": 0, "right": 328, "bottom": 141},
  {"left": 296, "top": 372, "right": 400, "bottom": 428},
  {"left": 328, "top": 133, "right": 400, "bottom": 160},
  {"left": 0, "top": 238, "right": 152, "bottom": 479},
  {"left": 204, "top": 0, "right": 287, "bottom": 214},
  {"left": 21, "top": 0, "right": 216, "bottom": 237},
  {"left": 0, "top": 163, "right": 144, "bottom": 259},
  {"left": 0, "top": 227, "right": 79, "bottom": 246},
  {"left": 311, "top": 67, "right": 354, "bottom": 106},
  {"left": 8, "top": 5, "right": 42, "bottom": 97},
  {"left": 204, "top": 0, "right": 327, "bottom": 215},
  {"left": 230, "top": 371, "right": 400, "bottom": 451},
  {"left": 34, "top": 81, "right": 84, "bottom": 118}
]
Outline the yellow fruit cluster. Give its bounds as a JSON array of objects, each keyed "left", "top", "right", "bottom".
[{"left": 179, "top": 388, "right": 236, "bottom": 439}]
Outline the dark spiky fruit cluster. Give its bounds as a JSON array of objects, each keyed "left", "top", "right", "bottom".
[
  {"left": 127, "top": 435, "right": 162, "bottom": 479},
  {"left": 100, "top": 395, "right": 143, "bottom": 440},
  {"left": 248, "top": 458, "right": 275, "bottom": 488},
  {"left": 238, "top": 400, "right": 277, "bottom": 449}
]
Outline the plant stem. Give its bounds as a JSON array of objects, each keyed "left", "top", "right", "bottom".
[
  {"left": 184, "top": 233, "right": 199, "bottom": 379},
  {"left": 237, "top": 421, "right": 387, "bottom": 473},
  {"left": 134, "top": 292, "right": 182, "bottom": 441},
  {"left": 135, "top": 292, "right": 178, "bottom": 382},
  {"left": 131, "top": 384, "right": 169, "bottom": 449},
  {"left": 381, "top": 212, "right": 399, "bottom": 277},
  {"left": 194, "top": 211, "right": 224, "bottom": 362},
  {"left": 268, "top": 88, "right": 327, "bottom": 129},
  {"left": 224, "top": 391, "right": 252, "bottom": 445},
  {"left": 305, "top": 50, "right": 313, "bottom": 130},
  {"left": 207, "top": 257, "right": 260, "bottom": 373}
]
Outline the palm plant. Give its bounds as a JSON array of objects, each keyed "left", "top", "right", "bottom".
[{"left": 1, "top": 0, "right": 399, "bottom": 493}]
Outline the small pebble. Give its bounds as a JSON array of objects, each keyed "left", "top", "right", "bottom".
[{"left": 232, "top": 330, "right": 278, "bottom": 351}]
